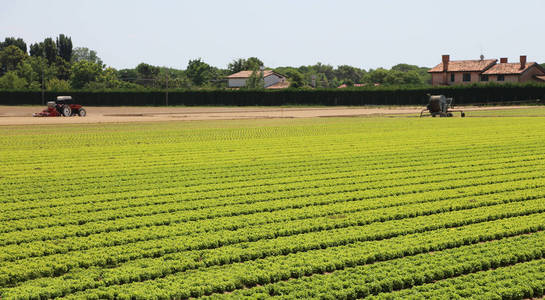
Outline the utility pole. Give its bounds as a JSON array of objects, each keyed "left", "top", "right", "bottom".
[{"left": 165, "top": 74, "right": 169, "bottom": 106}]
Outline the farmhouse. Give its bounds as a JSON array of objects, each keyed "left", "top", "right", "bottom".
[
  {"left": 429, "top": 55, "right": 545, "bottom": 86},
  {"left": 226, "top": 70, "right": 289, "bottom": 89}
]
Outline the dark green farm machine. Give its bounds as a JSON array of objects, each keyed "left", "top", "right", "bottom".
[{"left": 420, "top": 95, "right": 465, "bottom": 118}]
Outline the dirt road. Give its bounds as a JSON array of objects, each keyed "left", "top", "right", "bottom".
[{"left": 0, "top": 105, "right": 531, "bottom": 125}]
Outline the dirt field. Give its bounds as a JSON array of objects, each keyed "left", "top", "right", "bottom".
[{"left": 0, "top": 105, "right": 534, "bottom": 125}]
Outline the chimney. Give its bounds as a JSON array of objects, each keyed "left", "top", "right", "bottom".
[
  {"left": 520, "top": 55, "right": 527, "bottom": 69},
  {"left": 500, "top": 57, "right": 508, "bottom": 63},
  {"left": 442, "top": 55, "right": 450, "bottom": 85},
  {"left": 442, "top": 55, "right": 450, "bottom": 71}
]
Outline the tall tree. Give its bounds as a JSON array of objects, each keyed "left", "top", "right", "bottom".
[
  {"left": 42, "top": 38, "right": 57, "bottom": 64},
  {"left": 17, "top": 56, "right": 56, "bottom": 89},
  {"left": 186, "top": 58, "right": 213, "bottom": 86},
  {"left": 285, "top": 70, "right": 305, "bottom": 88},
  {"left": 0, "top": 37, "right": 27, "bottom": 53},
  {"left": 0, "top": 71, "right": 28, "bottom": 89},
  {"left": 136, "top": 63, "right": 160, "bottom": 79},
  {"left": 335, "top": 65, "right": 364, "bottom": 83},
  {"left": 118, "top": 68, "right": 138, "bottom": 82},
  {"left": 228, "top": 58, "right": 246, "bottom": 74},
  {"left": 56, "top": 34, "right": 73, "bottom": 62},
  {"left": 0, "top": 45, "right": 27, "bottom": 74},
  {"left": 135, "top": 63, "right": 159, "bottom": 86},
  {"left": 228, "top": 57, "right": 264, "bottom": 74},
  {"left": 29, "top": 42, "right": 44, "bottom": 57},
  {"left": 72, "top": 47, "right": 103, "bottom": 66},
  {"left": 245, "top": 57, "right": 264, "bottom": 71},
  {"left": 69, "top": 61, "right": 102, "bottom": 89}
]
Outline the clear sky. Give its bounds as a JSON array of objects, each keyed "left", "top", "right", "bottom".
[{"left": 1, "top": 0, "right": 544, "bottom": 70}]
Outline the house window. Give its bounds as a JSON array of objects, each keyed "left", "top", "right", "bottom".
[
  {"left": 480, "top": 75, "right": 489, "bottom": 82},
  {"left": 497, "top": 75, "right": 505, "bottom": 81},
  {"left": 450, "top": 73, "right": 455, "bottom": 82},
  {"left": 463, "top": 73, "right": 471, "bottom": 82}
]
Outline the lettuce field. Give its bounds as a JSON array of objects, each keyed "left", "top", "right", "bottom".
[{"left": 2, "top": 116, "right": 545, "bottom": 299}]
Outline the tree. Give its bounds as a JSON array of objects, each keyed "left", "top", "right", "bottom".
[
  {"left": 118, "top": 68, "right": 138, "bottom": 82},
  {"left": 55, "top": 58, "right": 71, "bottom": 80},
  {"left": 17, "top": 56, "right": 56, "bottom": 89},
  {"left": 186, "top": 58, "right": 213, "bottom": 86},
  {"left": 311, "top": 62, "right": 335, "bottom": 82},
  {"left": 46, "top": 78, "right": 71, "bottom": 91},
  {"left": 245, "top": 57, "right": 264, "bottom": 71},
  {"left": 136, "top": 63, "right": 159, "bottom": 79},
  {"left": 402, "top": 70, "right": 423, "bottom": 84},
  {"left": 135, "top": 63, "right": 160, "bottom": 86},
  {"left": 391, "top": 63, "right": 420, "bottom": 73},
  {"left": 228, "top": 58, "right": 246, "bottom": 74},
  {"left": 285, "top": 70, "right": 305, "bottom": 88},
  {"left": 42, "top": 38, "right": 57, "bottom": 64},
  {"left": 29, "top": 42, "right": 44, "bottom": 57},
  {"left": 86, "top": 67, "right": 123, "bottom": 89},
  {"left": 384, "top": 70, "right": 405, "bottom": 85},
  {"left": 365, "top": 68, "right": 389, "bottom": 84},
  {"left": 72, "top": 47, "right": 103, "bottom": 66},
  {"left": 56, "top": 34, "right": 73, "bottom": 62},
  {"left": 0, "top": 71, "right": 28, "bottom": 89},
  {"left": 0, "top": 45, "right": 27, "bottom": 74},
  {"left": 228, "top": 57, "right": 264, "bottom": 74},
  {"left": 70, "top": 61, "right": 102, "bottom": 89},
  {"left": 0, "top": 37, "right": 27, "bottom": 53},
  {"left": 244, "top": 70, "right": 264, "bottom": 89},
  {"left": 335, "top": 65, "right": 364, "bottom": 84}
]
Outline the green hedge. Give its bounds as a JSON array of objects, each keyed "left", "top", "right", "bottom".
[{"left": 1, "top": 84, "right": 544, "bottom": 106}]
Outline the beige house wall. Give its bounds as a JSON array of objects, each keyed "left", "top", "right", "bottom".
[
  {"left": 431, "top": 73, "right": 444, "bottom": 85},
  {"left": 431, "top": 72, "right": 481, "bottom": 85},
  {"left": 487, "top": 75, "right": 518, "bottom": 83}
]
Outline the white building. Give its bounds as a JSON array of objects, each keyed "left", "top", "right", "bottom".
[{"left": 226, "top": 70, "right": 289, "bottom": 89}]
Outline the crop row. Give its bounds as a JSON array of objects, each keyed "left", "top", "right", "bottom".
[
  {"left": 3, "top": 146, "right": 543, "bottom": 217},
  {"left": 205, "top": 230, "right": 545, "bottom": 299},
  {"left": 2, "top": 166, "right": 544, "bottom": 239},
  {"left": 5, "top": 140, "right": 540, "bottom": 202},
  {"left": 369, "top": 258, "right": 545, "bottom": 299},
  {"left": 2, "top": 197, "right": 544, "bottom": 289},
  {"left": 26, "top": 210, "right": 545, "bottom": 299},
  {"left": 2, "top": 176, "right": 545, "bottom": 256}
]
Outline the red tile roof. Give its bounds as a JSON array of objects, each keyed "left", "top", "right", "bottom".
[
  {"left": 227, "top": 70, "right": 284, "bottom": 79},
  {"left": 482, "top": 62, "right": 540, "bottom": 75},
  {"left": 428, "top": 59, "right": 497, "bottom": 73}
]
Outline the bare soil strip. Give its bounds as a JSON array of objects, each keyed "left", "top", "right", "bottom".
[{"left": 0, "top": 105, "right": 532, "bottom": 125}]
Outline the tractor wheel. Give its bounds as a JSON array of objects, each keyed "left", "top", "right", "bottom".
[
  {"left": 461, "top": 112, "right": 466, "bottom": 118},
  {"left": 78, "top": 108, "right": 87, "bottom": 117},
  {"left": 62, "top": 105, "right": 72, "bottom": 117}
]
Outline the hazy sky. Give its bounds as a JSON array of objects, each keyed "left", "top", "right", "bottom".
[{"left": 2, "top": 0, "right": 544, "bottom": 70}]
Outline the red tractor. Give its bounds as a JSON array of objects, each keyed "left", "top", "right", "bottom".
[{"left": 33, "top": 96, "right": 87, "bottom": 117}]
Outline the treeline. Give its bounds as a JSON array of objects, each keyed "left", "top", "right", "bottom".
[
  {"left": 2, "top": 83, "right": 544, "bottom": 106},
  {"left": 0, "top": 35, "right": 432, "bottom": 91}
]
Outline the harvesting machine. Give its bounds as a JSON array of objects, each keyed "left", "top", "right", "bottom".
[{"left": 420, "top": 94, "right": 465, "bottom": 118}]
